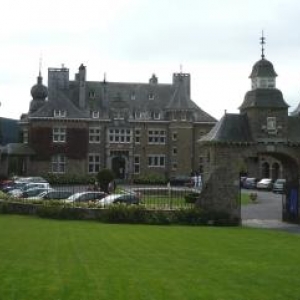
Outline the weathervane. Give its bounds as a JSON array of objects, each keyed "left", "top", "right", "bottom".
[{"left": 260, "top": 30, "right": 265, "bottom": 59}]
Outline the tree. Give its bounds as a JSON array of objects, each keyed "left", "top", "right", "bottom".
[{"left": 97, "top": 169, "right": 115, "bottom": 193}]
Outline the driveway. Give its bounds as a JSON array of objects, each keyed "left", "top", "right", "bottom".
[{"left": 241, "top": 189, "right": 300, "bottom": 233}]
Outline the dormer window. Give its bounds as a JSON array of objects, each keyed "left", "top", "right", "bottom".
[
  {"left": 153, "top": 112, "right": 160, "bottom": 120},
  {"left": 148, "top": 93, "right": 154, "bottom": 100},
  {"left": 89, "top": 90, "right": 96, "bottom": 99},
  {"left": 92, "top": 111, "right": 99, "bottom": 118},
  {"left": 114, "top": 111, "right": 124, "bottom": 120},
  {"left": 54, "top": 110, "right": 66, "bottom": 118},
  {"left": 130, "top": 93, "right": 136, "bottom": 100}
]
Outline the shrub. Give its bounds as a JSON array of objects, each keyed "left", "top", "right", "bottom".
[
  {"left": 184, "top": 192, "right": 200, "bottom": 204},
  {"left": 100, "top": 205, "right": 147, "bottom": 224},
  {"left": 133, "top": 174, "right": 167, "bottom": 185},
  {"left": 97, "top": 169, "right": 115, "bottom": 193},
  {"left": 43, "top": 173, "right": 96, "bottom": 185}
]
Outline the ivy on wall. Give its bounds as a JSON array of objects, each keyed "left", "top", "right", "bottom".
[{"left": 29, "top": 127, "right": 88, "bottom": 160}]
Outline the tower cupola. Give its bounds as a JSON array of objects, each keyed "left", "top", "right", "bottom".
[{"left": 249, "top": 33, "right": 277, "bottom": 90}]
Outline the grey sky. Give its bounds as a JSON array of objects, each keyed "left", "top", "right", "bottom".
[{"left": 1, "top": 0, "right": 300, "bottom": 119}]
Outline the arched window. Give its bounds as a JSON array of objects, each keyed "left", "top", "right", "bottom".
[{"left": 261, "top": 162, "right": 270, "bottom": 178}]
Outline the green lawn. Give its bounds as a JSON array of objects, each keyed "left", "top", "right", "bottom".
[{"left": 0, "top": 215, "right": 300, "bottom": 300}]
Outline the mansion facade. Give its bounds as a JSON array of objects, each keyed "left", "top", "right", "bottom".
[{"left": 1, "top": 65, "right": 216, "bottom": 179}]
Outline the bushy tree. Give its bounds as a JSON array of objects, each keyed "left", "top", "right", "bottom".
[{"left": 97, "top": 169, "right": 115, "bottom": 193}]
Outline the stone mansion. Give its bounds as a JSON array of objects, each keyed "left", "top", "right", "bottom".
[{"left": 1, "top": 65, "right": 216, "bottom": 179}]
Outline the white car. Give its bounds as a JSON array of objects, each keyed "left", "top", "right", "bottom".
[
  {"left": 65, "top": 191, "right": 107, "bottom": 203},
  {"left": 256, "top": 178, "right": 273, "bottom": 190},
  {"left": 97, "top": 193, "right": 141, "bottom": 207}
]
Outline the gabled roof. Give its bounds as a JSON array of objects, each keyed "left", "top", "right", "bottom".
[{"left": 199, "top": 113, "right": 253, "bottom": 143}]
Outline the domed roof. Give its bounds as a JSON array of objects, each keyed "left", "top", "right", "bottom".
[
  {"left": 30, "top": 74, "right": 48, "bottom": 100},
  {"left": 249, "top": 58, "right": 277, "bottom": 78}
]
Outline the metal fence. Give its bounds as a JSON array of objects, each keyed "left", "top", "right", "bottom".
[{"left": 4, "top": 182, "right": 200, "bottom": 210}]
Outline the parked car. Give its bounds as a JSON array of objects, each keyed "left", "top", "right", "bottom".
[
  {"left": 27, "top": 190, "right": 73, "bottom": 200},
  {"left": 7, "top": 182, "right": 51, "bottom": 198},
  {"left": 66, "top": 191, "right": 107, "bottom": 203},
  {"left": 256, "top": 178, "right": 273, "bottom": 190},
  {"left": 272, "top": 179, "right": 286, "bottom": 194},
  {"left": 243, "top": 177, "right": 258, "bottom": 189},
  {"left": 169, "top": 175, "right": 192, "bottom": 187},
  {"left": 21, "top": 187, "right": 54, "bottom": 199},
  {"left": 97, "top": 193, "right": 141, "bottom": 207}
]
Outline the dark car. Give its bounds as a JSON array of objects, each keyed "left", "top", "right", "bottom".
[
  {"left": 169, "top": 175, "right": 192, "bottom": 187},
  {"left": 243, "top": 177, "right": 258, "bottom": 189}
]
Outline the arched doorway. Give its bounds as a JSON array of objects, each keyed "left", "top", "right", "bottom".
[
  {"left": 272, "top": 162, "right": 280, "bottom": 180},
  {"left": 112, "top": 156, "right": 126, "bottom": 179}
]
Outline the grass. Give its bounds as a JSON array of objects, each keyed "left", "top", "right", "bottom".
[{"left": 0, "top": 215, "right": 300, "bottom": 300}]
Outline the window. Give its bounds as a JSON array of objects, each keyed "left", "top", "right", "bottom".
[
  {"left": 88, "top": 154, "right": 100, "bottom": 173},
  {"left": 114, "top": 111, "right": 124, "bottom": 120},
  {"left": 89, "top": 90, "right": 96, "bottom": 99},
  {"left": 148, "top": 130, "right": 166, "bottom": 144},
  {"left": 172, "top": 147, "right": 177, "bottom": 155},
  {"left": 51, "top": 154, "right": 66, "bottom": 173},
  {"left": 54, "top": 110, "right": 67, "bottom": 118},
  {"left": 153, "top": 112, "right": 161, "bottom": 120},
  {"left": 148, "top": 155, "right": 165, "bottom": 167},
  {"left": 135, "top": 129, "right": 141, "bottom": 144},
  {"left": 134, "top": 155, "right": 140, "bottom": 174},
  {"left": 109, "top": 128, "right": 132, "bottom": 143},
  {"left": 130, "top": 93, "right": 136, "bottom": 100},
  {"left": 53, "top": 127, "right": 66, "bottom": 143},
  {"left": 172, "top": 160, "right": 177, "bottom": 170},
  {"left": 89, "top": 127, "right": 101, "bottom": 143},
  {"left": 267, "top": 117, "right": 276, "bottom": 130},
  {"left": 92, "top": 111, "right": 99, "bottom": 118},
  {"left": 172, "top": 132, "right": 177, "bottom": 141},
  {"left": 148, "top": 93, "right": 154, "bottom": 100},
  {"left": 23, "top": 129, "right": 28, "bottom": 144},
  {"left": 181, "top": 112, "right": 186, "bottom": 121},
  {"left": 135, "top": 112, "right": 141, "bottom": 119}
]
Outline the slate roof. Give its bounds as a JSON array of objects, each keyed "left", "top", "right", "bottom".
[
  {"left": 240, "top": 88, "right": 289, "bottom": 111},
  {"left": 287, "top": 117, "right": 300, "bottom": 143},
  {"left": 27, "top": 71, "right": 216, "bottom": 123},
  {"left": 1, "top": 143, "right": 35, "bottom": 156},
  {"left": 29, "top": 90, "right": 88, "bottom": 119},
  {"left": 249, "top": 58, "right": 277, "bottom": 78},
  {"left": 199, "top": 113, "right": 253, "bottom": 143},
  {"left": 0, "top": 117, "right": 19, "bottom": 146}
]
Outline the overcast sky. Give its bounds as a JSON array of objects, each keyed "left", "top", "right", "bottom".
[{"left": 1, "top": 0, "right": 300, "bottom": 120}]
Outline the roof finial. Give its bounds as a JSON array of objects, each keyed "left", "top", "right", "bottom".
[
  {"left": 180, "top": 64, "right": 183, "bottom": 73},
  {"left": 39, "top": 53, "right": 43, "bottom": 77},
  {"left": 103, "top": 72, "right": 107, "bottom": 83},
  {"left": 260, "top": 30, "right": 266, "bottom": 59}
]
